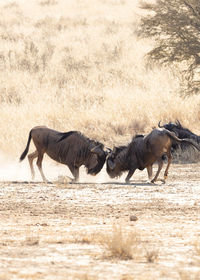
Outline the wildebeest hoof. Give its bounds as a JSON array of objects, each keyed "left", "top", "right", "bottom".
[
  {"left": 71, "top": 178, "right": 78, "bottom": 183},
  {"left": 42, "top": 179, "right": 48, "bottom": 183},
  {"left": 147, "top": 180, "right": 154, "bottom": 185}
]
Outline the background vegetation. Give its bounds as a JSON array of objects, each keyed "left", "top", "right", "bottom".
[
  {"left": 138, "top": 0, "right": 200, "bottom": 96},
  {"left": 1, "top": 0, "right": 200, "bottom": 157}
]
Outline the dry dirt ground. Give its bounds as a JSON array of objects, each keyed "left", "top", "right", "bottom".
[{"left": 0, "top": 163, "right": 200, "bottom": 280}]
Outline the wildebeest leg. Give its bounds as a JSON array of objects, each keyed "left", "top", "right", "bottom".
[
  {"left": 28, "top": 151, "right": 38, "bottom": 180},
  {"left": 68, "top": 164, "right": 79, "bottom": 182},
  {"left": 72, "top": 167, "right": 79, "bottom": 182},
  {"left": 147, "top": 165, "right": 153, "bottom": 181},
  {"left": 163, "top": 151, "right": 172, "bottom": 183},
  {"left": 151, "top": 159, "right": 163, "bottom": 183},
  {"left": 36, "top": 152, "right": 47, "bottom": 182},
  {"left": 125, "top": 168, "right": 136, "bottom": 183}
]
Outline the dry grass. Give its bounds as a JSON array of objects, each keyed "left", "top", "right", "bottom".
[
  {"left": 194, "top": 239, "right": 200, "bottom": 256},
  {"left": 145, "top": 249, "right": 159, "bottom": 263},
  {"left": 72, "top": 274, "right": 98, "bottom": 280},
  {"left": 99, "top": 225, "right": 142, "bottom": 260},
  {"left": 0, "top": 0, "right": 200, "bottom": 157},
  {"left": 178, "top": 271, "right": 200, "bottom": 280},
  {"left": 98, "top": 225, "right": 159, "bottom": 262}
]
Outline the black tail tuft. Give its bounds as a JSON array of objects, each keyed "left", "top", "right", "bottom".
[
  {"left": 19, "top": 148, "right": 28, "bottom": 161},
  {"left": 19, "top": 131, "right": 32, "bottom": 161}
]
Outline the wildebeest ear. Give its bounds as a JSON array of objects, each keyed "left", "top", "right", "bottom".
[{"left": 90, "top": 144, "right": 104, "bottom": 156}]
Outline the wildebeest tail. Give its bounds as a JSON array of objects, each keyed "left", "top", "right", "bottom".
[
  {"left": 19, "top": 131, "right": 32, "bottom": 161},
  {"left": 166, "top": 130, "right": 200, "bottom": 151},
  {"left": 181, "top": 138, "right": 200, "bottom": 151}
]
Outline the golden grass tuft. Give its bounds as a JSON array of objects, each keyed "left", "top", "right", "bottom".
[
  {"left": 100, "top": 225, "right": 141, "bottom": 260},
  {"left": 73, "top": 232, "right": 95, "bottom": 244},
  {"left": 145, "top": 249, "right": 159, "bottom": 263}
]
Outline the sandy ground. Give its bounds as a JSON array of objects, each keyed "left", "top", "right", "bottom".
[{"left": 0, "top": 163, "right": 200, "bottom": 280}]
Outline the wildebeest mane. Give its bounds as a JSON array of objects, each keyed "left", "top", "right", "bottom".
[
  {"left": 58, "top": 131, "right": 103, "bottom": 147},
  {"left": 58, "top": 131, "right": 77, "bottom": 142},
  {"left": 132, "top": 134, "right": 144, "bottom": 140}
]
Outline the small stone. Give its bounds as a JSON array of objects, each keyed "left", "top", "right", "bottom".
[{"left": 130, "top": 215, "right": 138, "bottom": 221}]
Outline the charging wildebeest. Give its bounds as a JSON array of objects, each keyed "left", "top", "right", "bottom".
[
  {"left": 20, "top": 126, "right": 108, "bottom": 182},
  {"left": 106, "top": 128, "right": 200, "bottom": 183}
]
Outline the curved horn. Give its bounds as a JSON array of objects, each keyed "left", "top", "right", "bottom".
[
  {"left": 107, "top": 158, "right": 116, "bottom": 170},
  {"left": 158, "top": 121, "right": 164, "bottom": 128},
  {"left": 106, "top": 147, "right": 112, "bottom": 154},
  {"left": 90, "top": 144, "right": 104, "bottom": 156},
  {"left": 175, "top": 120, "right": 181, "bottom": 128}
]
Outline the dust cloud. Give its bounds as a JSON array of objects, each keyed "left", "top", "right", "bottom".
[{"left": 0, "top": 151, "right": 112, "bottom": 183}]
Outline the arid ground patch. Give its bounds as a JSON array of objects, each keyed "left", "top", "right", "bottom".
[{"left": 0, "top": 163, "right": 200, "bottom": 279}]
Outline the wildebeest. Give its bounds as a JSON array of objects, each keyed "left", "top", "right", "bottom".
[
  {"left": 158, "top": 120, "right": 200, "bottom": 143},
  {"left": 158, "top": 120, "right": 200, "bottom": 160},
  {"left": 20, "top": 126, "right": 108, "bottom": 182},
  {"left": 106, "top": 128, "right": 200, "bottom": 183}
]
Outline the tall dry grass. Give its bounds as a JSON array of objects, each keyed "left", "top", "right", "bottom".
[{"left": 1, "top": 0, "right": 200, "bottom": 157}]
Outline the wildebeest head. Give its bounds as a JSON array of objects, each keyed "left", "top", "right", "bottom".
[
  {"left": 106, "top": 135, "right": 146, "bottom": 179},
  {"left": 106, "top": 145, "right": 128, "bottom": 178},
  {"left": 86, "top": 143, "right": 108, "bottom": 176}
]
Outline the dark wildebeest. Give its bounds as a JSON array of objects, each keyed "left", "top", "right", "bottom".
[
  {"left": 158, "top": 120, "right": 200, "bottom": 143},
  {"left": 158, "top": 120, "right": 200, "bottom": 159},
  {"left": 106, "top": 128, "right": 200, "bottom": 183},
  {"left": 19, "top": 126, "right": 108, "bottom": 182}
]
